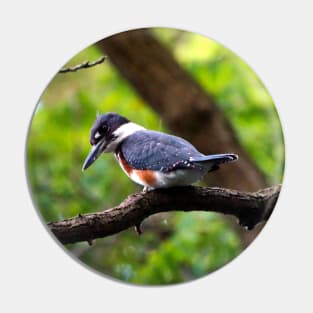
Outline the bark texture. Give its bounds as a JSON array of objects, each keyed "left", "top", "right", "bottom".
[{"left": 48, "top": 185, "right": 280, "bottom": 245}]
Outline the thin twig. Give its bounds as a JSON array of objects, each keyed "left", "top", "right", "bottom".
[{"left": 58, "top": 56, "right": 107, "bottom": 73}]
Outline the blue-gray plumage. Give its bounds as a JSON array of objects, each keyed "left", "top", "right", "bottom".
[{"left": 120, "top": 130, "right": 236, "bottom": 172}]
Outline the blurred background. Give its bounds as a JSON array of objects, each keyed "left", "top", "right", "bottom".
[{"left": 27, "top": 28, "right": 284, "bottom": 285}]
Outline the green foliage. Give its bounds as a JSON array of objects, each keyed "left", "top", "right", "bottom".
[
  {"left": 27, "top": 28, "right": 284, "bottom": 285},
  {"left": 155, "top": 28, "right": 284, "bottom": 184},
  {"left": 132, "top": 213, "right": 240, "bottom": 285}
]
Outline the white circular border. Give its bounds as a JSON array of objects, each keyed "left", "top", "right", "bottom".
[{"left": 1, "top": 1, "right": 312, "bottom": 312}]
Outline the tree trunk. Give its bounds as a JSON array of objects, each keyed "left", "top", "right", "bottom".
[
  {"left": 98, "top": 29, "right": 267, "bottom": 191},
  {"left": 97, "top": 29, "right": 269, "bottom": 246}
]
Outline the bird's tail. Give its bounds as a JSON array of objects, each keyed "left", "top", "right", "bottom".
[{"left": 192, "top": 153, "right": 238, "bottom": 165}]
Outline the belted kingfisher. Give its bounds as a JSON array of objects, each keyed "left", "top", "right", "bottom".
[{"left": 82, "top": 113, "right": 238, "bottom": 191}]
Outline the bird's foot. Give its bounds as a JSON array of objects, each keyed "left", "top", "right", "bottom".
[{"left": 142, "top": 186, "right": 154, "bottom": 192}]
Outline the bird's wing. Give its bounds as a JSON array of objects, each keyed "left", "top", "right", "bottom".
[{"left": 120, "top": 130, "right": 203, "bottom": 172}]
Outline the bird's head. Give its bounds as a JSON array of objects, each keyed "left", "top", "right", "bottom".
[{"left": 82, "top": 112, "right": 143, "bottom": 171}]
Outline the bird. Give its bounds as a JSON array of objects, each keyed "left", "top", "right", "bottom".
[{"left": 82, "top": 112, "right": 238, "bottom": 191}]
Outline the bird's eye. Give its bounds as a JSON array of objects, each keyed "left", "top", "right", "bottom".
[
  {"left": 100, "top": 124, "right": 108, "bottom": 133},
  {"left": 92, "top": 124, "right": 108, "bottom": 144},
  {"left": 95, "top": 124, "right": 107, "bottom": 137}
]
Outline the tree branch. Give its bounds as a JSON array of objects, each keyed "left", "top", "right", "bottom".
[
  {"left": 58, "top": 56, "right": 107, "bottom": 73},
  {"left": 48, "top": 185, "right": 281, "bottom": 245}
]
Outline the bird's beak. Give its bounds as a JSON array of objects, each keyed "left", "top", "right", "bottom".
[{"left": 82, "top": 138, "right": 106, "bottom": 171}]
